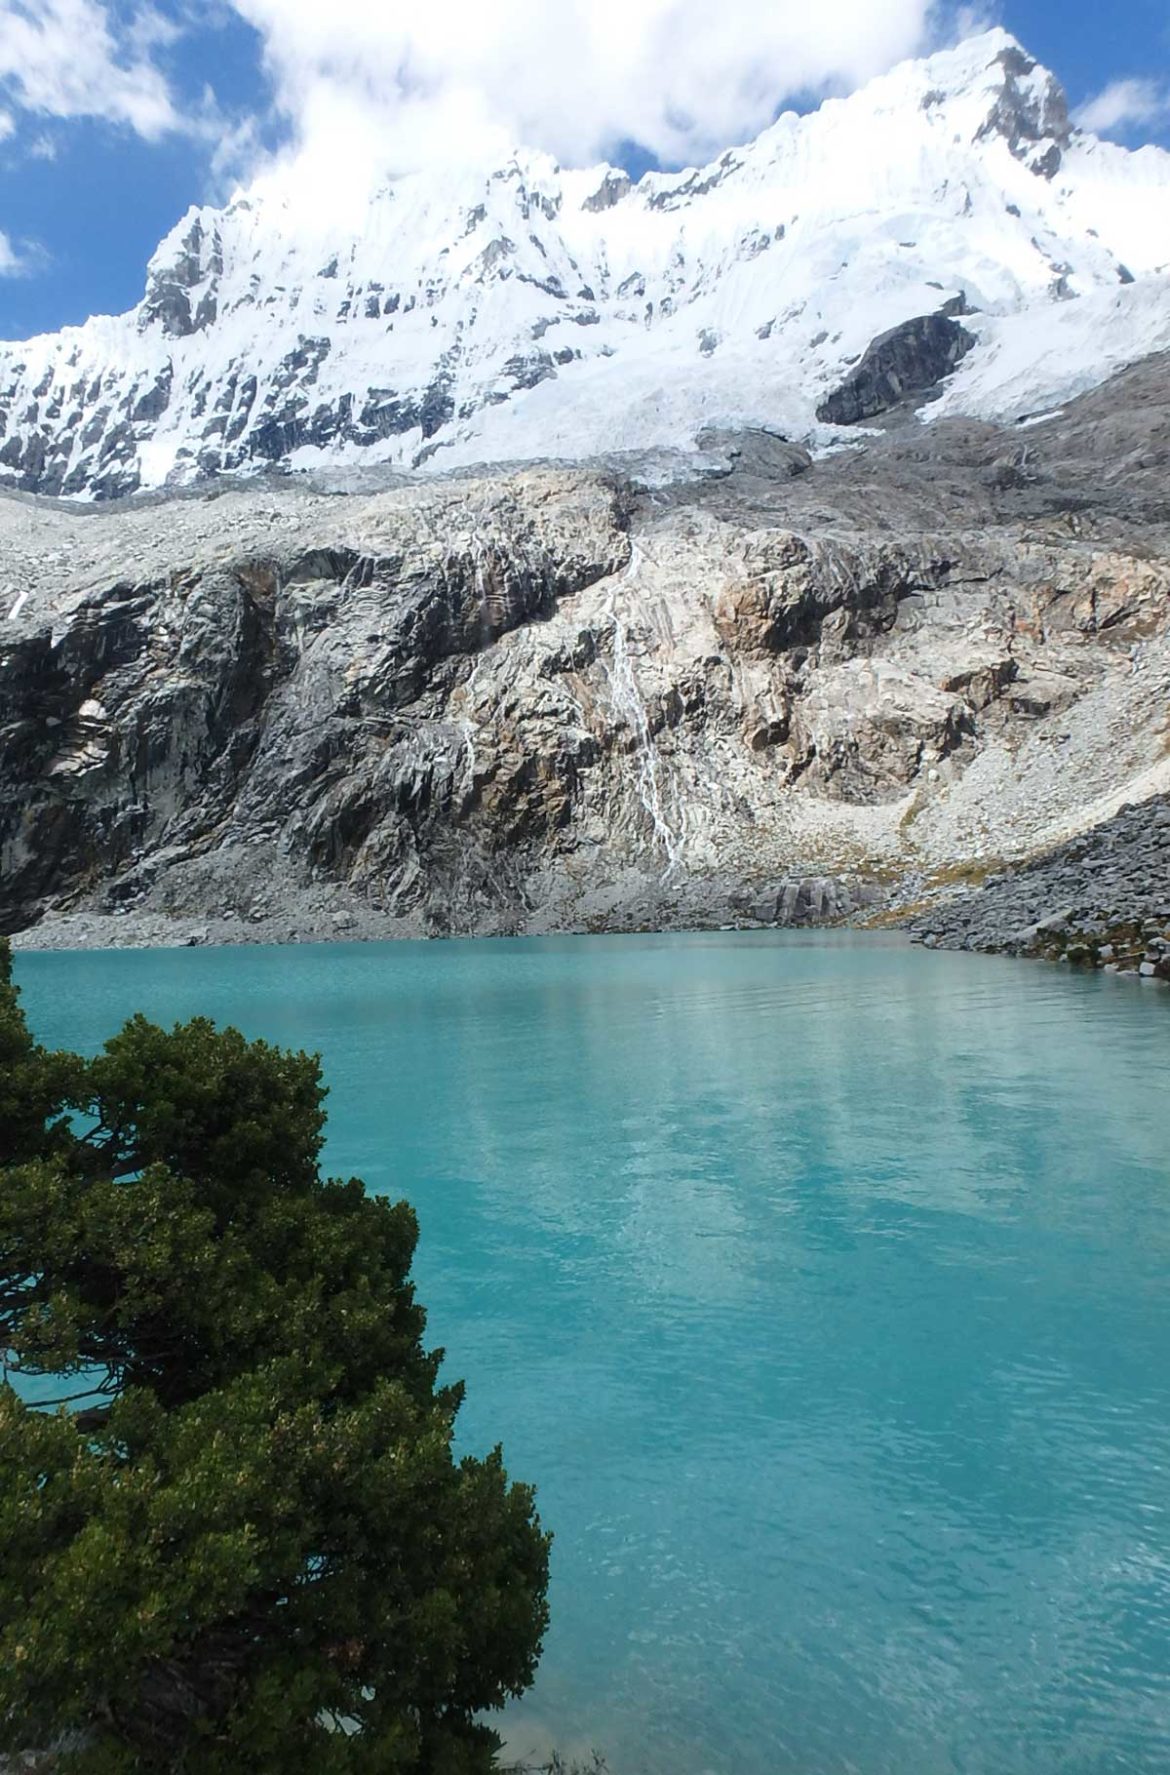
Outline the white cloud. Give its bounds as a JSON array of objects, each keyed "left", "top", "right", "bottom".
[
  {"left": 229, "top": 0, "right": 943, "bottom": 187},
  {"left": 0, "top": 0, "right": 178, "bottom": 138},
  {"left": 1076, "top": 77, "right": 1170, "bottom": 138},
  {"left": 952, "top": 3, "right": 996, "bottom": 30},
  {"left": 0, "top": 226, "right": 40, "bottom": 275},
  {"left": 0, "top": 0, "right": 999, "bottom": 234}
]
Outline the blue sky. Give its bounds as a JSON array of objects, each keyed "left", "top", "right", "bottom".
[{"left": 0, "top": 0, "right": 1168, "bottom": 342}]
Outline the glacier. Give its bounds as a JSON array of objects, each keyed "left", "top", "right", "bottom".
[{"left": 1, "top": 27, "right": 1169, "bottom": 500}]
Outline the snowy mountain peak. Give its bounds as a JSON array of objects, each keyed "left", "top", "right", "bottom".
[
  {"left": 2, "top": 30, "right": 1169, "bottom": 500},
  {"left": 920, "top": 30, "right": 1072, "bottom": 175}
]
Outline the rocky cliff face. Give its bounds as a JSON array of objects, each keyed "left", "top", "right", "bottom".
[
  {"left": 1, "top": 30, "right": 1169, "bottom": 501},
  {"left": 3, "top": 354, "right": 1168, "bottom": 946}
]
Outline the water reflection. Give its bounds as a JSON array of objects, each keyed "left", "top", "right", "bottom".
[{"left": 15, "top": 933, "right": 1170, "bottom": 1775}]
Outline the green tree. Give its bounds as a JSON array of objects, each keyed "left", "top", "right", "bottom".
[{"left": 0, "top": 940, "right": 550, "bottom": 1773}]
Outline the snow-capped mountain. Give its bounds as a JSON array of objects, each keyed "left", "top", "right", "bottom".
[{"left": 3, "top": 28, "right": 1169, "bottom": 500}]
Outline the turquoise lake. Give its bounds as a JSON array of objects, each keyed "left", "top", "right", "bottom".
[{"left": 13, "top": 931, "right": 1170, "bottom": 1775}]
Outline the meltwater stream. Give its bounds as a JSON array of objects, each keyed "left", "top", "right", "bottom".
[{"left": 15, "top": 933, "right": 1170, "bottom": 1775}]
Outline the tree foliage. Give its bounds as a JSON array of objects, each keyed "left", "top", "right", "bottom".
[{"left": 0, "top": 940, "right": 550, "bottom": 1772}]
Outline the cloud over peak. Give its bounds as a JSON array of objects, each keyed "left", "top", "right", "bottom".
[
  {"left": 0, "top": 0, "right": 955, "bottom": 183},
  {"left": 234, "top": 0, "right": 941, "bottom": 176},
  {"left": 1075, "top": 77, "right": 1170, "bottom": 139}
]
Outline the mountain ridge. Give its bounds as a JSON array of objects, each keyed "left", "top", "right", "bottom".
[{"left": 1, "top": 28, "right": 1169, "bottom": 501}]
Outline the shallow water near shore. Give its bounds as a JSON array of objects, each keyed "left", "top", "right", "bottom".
[{"left": 14, "top": 931, "right": 1170, "bottom": 1775}]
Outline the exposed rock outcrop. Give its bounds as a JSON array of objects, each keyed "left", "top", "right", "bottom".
[
  {"left": 3, "top": 354, "right": 1169, "bottom": 947},
  {"left": 816, "top": 313, "right": 975, "bottom": 425},
  {"left": 975, "top": 43, "right": 1073, "bottom": 178}
]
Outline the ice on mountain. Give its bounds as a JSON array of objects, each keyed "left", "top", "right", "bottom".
[{"left": 1, "top": 28, "right": 1168, "bottom": 498}]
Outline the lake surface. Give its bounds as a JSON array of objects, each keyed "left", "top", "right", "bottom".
[{"left": 14, "top": 932, "right": 1170, "bottom": 1775}]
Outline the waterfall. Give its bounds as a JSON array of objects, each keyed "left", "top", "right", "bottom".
[{"left": 603, "top": 546, "right": 680, "bottom": 874}]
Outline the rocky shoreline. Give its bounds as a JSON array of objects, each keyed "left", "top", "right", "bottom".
[
  {"left": 12, "top": 787, "right": 1170, "bottom": 985},
  {"left": 906, "top": 793, "right": 1170, "bottom": 981},
  {"left": 10, "top": 869, "right": 881, "bottom": 951},
  {"left": 11, "top": 786, "right": 1168, "bottom": 971}
]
